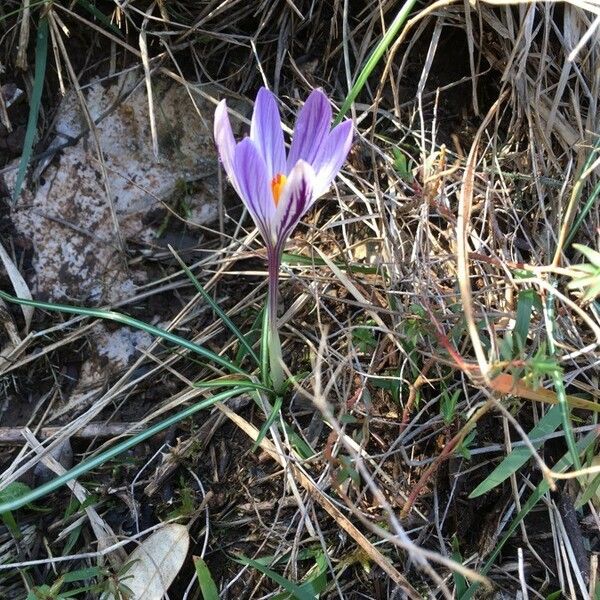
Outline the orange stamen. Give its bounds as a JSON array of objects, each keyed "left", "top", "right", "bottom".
[{"left": 271, "top": 173, "right": 287, "bottom": 206}]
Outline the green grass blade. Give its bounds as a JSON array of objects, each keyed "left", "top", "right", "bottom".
[
  {"left": 469, "top": 404, "right": 563, "bottom": 498},
  {"left": 564, "top": 137, "right": 600, "bottom": 248},
  {"left": 272, "top": 550, "right": 329, "bottom": 600},
  {"left": 232, "top": 555, "right": 315, "bottom": 600},
  {"left": 235, "top": 309, "right": 263, "bottom": 367},
  {"left": 12, "top": 16, "right": 48, "bottom": 202},
  {"left": 193, "top": 556, "right": 219, "bottom": 600},
  {"left": 61, "top": 567, "right": 104, "bottom": 583},
  {"left": 576, "top": 472, "right": 600, "bottom": 508},
  {"left": 75, "top": 0, "right": 124, "bottom": 38},
  {"left": 0, "top": 386, "right": 252, "bottom": 514},
  {"left": 565, "top": 179, "right": 600, "bottom": 249},
  {"left": 460, "top": 430, "right": 597, "bottom": 600},
  {"left": 282, "top": 423, "right": 315, "bottom": 460},
  {"left": 451, "top": 536, "right": 468, "bottom": 598},
  {"left": 253, "top": 395, "right": 283, "bottom": 451},
  {"left": 513, "top": 289, "right": 535, "bottom": 352},
  {"left": 63, "top": 522, "right": 83, "bottom": 556},
  {"left": 544, "top": 289, "right": 581, "bottom": 469},
  {"left": 169, "top": 246, "right": 260, "bottom": 366},
  {"left": 260, "top": 305, "right": 269, "bottom": 386},
  {"left": 0, "top": 290, "right": 244, "bottom": 375},
  {"left": 194, "top": 379, "right": 272, "bottom": 393},
  {"left": 334, "top": 0, "right": 419, "bottom": 124}
]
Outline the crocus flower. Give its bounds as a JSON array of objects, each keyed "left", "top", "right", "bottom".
[{"left": 214, "top": 87, "right": 353, "bottom": 390}]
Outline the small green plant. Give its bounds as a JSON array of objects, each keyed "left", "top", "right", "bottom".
[
  {"left": 501, "top": 288, "right": 540, "bottom": 360},
  {"left": 567, "top": 243, "right": 600, "bottom": 302},
  {"left": 233, "top": 549, "right": 329, "bottom": 600},
  {"left": 370, "top": 373, "right": 401, "bottom": 404},
  {"left": 99, "top": 561, "right": 136, "bottom": 599},
  {"left": 335, "top": 455, "right": 361, "bottom": 487},
  {"left": 440, "top": 387, "right": 460, "bottom": 425},
  {"left": 392, "top": 147, "right": 414, "bottom": 182},
  {"left": 352, "top": 319, "right": 378, "bottom": 353},
  {"left": 402, "top": 303, "right": 428, "bottom": 379},
  {"left": 28, "top": 583, "right": 67, "bottom": 600},
  {"left": 25, "top": 566, "right": 116, "bottom": 600},
  {"left": 61, "top": 495, "right": 99, "bottom": 555},
  {"left": 0, "top": 481, "right": 32, "bottom": 539},
  {"left": 167, "top": 477, "right": 197, "bottom": 519},
  {"left": 456, "top": 428, "right": 477, "bottom": 461},
  {"left": 523, "top": 343, "right": 562, "bottom": 390}
]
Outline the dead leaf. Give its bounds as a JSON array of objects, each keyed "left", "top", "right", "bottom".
[
  {"left": 105, "top": 524, "right": 189, "bottom": 600},
  {"left": 0, "top": 240, "right": 33, "bottom": 331}
]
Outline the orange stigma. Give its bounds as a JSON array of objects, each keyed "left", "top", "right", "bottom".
[{"left": 271, "top": 173, "right": 286, "bottom": 206}]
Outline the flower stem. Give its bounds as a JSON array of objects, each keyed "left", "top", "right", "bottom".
[{"left": 267, "top": 247, "right": 285, "bottom": 392}]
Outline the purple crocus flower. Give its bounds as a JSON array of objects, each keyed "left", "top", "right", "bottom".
[{"left": 214, "top": 87, "right": 353, "bottom": 390}]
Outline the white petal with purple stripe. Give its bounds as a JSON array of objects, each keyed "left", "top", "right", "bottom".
[
  {"left": 214, "top": 99, "right": 239, "bottom": 193},
  {"left": 273, "top": 161, "right": 315, "bottom": 245}
]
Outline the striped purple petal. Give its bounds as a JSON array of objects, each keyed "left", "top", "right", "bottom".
[
  {"left": 214, "top": 99, "right": 239, "bottom": 192},
  {"left": 312, "top": 119, "right": 353, "bottom": 196},
  {"left": 234, "top": 138, "right": 274, "bottom": 242},
  {"left": 274, "top": 160, "right": 315, "bottom": 245},
  {"left": 286, "top": 89, "right": 331, "bottom": 172},
  {"left": 251, "top": 88, "right": 286, "bottom": 178}
]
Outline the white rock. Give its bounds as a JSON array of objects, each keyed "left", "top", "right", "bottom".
[{"left": 6, "top": 72, "right": 219, "bottom": 304}]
